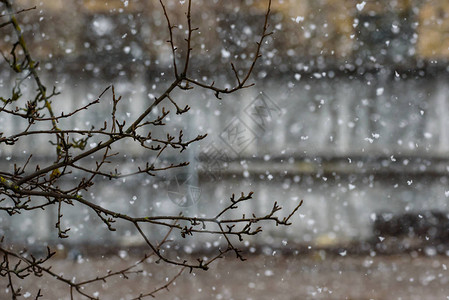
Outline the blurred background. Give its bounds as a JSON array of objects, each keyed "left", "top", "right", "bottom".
[{"left": 2, "top": 0, "right": 449, "bottom": 298}]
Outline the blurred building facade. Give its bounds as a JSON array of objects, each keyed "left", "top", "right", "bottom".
[
  {"left": 2, "top": 0, "right": 449, "bottom": 250},
  {"left": 3, "top": 0, "right": 448, "bottom": 66}
]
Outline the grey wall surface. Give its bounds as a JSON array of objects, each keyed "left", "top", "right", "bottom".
[{"left": 2, "top": 69, "right": 449, "bottom": 248}]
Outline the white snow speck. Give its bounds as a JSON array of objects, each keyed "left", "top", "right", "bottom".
[
  {"left": 221, "top": 49, "right": 230, "bottom": 58},
  {"left": 356, "top": 1, "right": 366, "bottom": 11},
  {"left": 376, "top": 87, "right": 384, "bottom": 96},
  {"left": 292, "top": 16, "right": 304, "bottom": 23},
  {"left": 92, "top": 17, "right": 114, "bottom": 36},
  {"left": 118, "top": 250, "right": 128, "bottom": 259},
  {"left": 391, "top": 24, "right": 400, "bottom": 34}
]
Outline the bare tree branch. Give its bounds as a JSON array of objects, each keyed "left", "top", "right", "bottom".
[{"left": 0, "top": 0, "right": 302, "bottom": 299}]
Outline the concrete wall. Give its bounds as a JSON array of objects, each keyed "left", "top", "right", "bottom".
[{"left": 2, "top": 69, "right": 449, "bottom": 248}]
